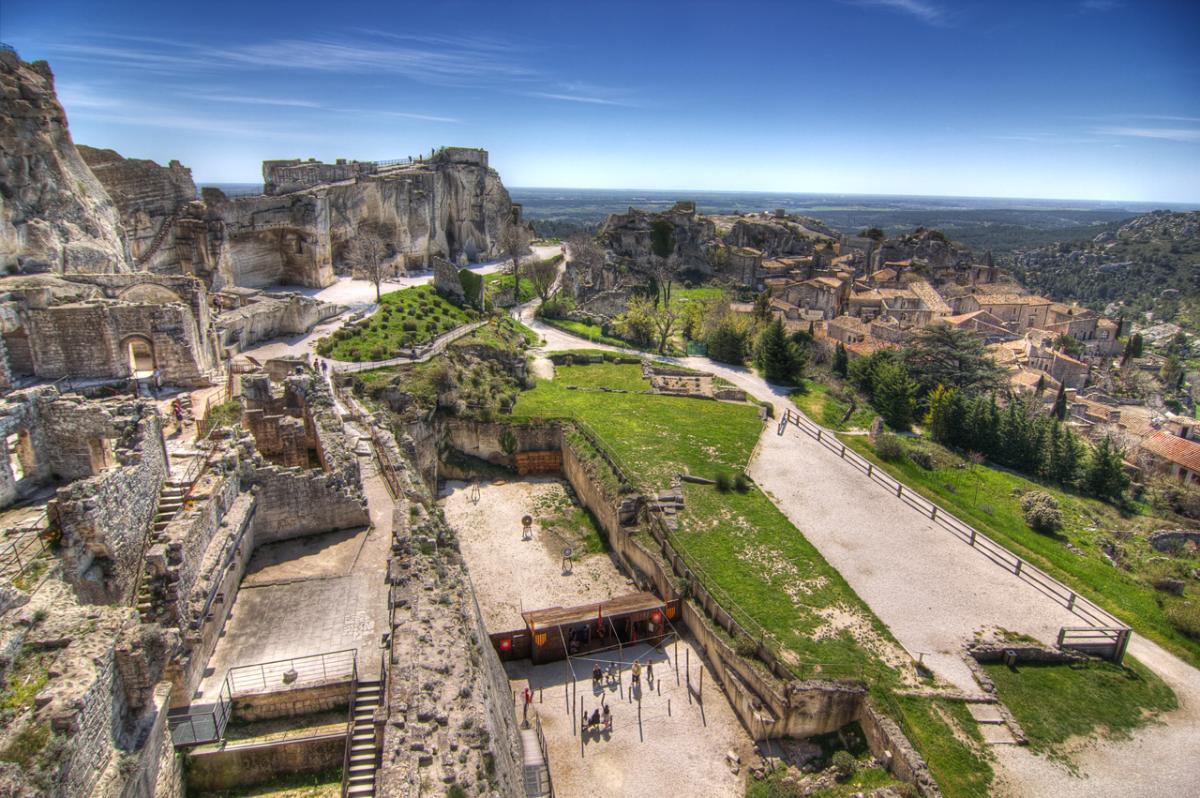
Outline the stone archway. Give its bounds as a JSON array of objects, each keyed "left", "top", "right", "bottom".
[{"left": 122, "top": 335, "right": 156, "bottom": 378}]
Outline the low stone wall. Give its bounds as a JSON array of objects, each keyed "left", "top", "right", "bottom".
[
  {"left": 859, "top": 701, "right": 942, "bottom": 798},
  {"left": 214, "top": 293, "right": 341, "bottom": 353},
  {"left": 232, "top": 681, "right": 352, "bottom": 722},
  {"left": 185, "top": 733, "right": 345, "bottom": 792},
  {"left": 445, "top": 418, "right": 562, "bottom": 464}
]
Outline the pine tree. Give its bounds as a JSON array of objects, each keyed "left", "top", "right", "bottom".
[
  {"left": 754, "top": 318, "right": 804, "bottom": 383},
  {"left": 832, "top": 342, "right": 849, "bottom": 377},
  {"left": 1083, "top": 436, "right": 1130, "bottom": 503},
  {"left": 873, "top": 360, "right": 918, "bottom": 430}
]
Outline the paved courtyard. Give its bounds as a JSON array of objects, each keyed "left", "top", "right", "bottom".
[{"left": 194, "top": 445, "right": 392, "bottom": 700}]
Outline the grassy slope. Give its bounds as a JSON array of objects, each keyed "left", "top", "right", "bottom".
[
  {"left": 842, "top": 435, "right": 1200, "bottom": 669},
  {"left": 791, "top": 380, "right": 876, "bottom": 431},
  {"left": 540, "top": 317, "right": 632, "bottom": 349},
  {"left": 322, "top": 285, "right": 475, "bottom": 361},
  {"left": 982, "top": 659, "right": 1176, "bottom": 754},
  {"left": 554, "top": 362, "right": 649, "bottom": 392},
  {"left": 511, "top": 363, "right": 992, "bottom": 796}
]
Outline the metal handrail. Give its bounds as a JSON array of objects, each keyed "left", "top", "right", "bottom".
[
  {"left": 339, "top": 657, "right": 360, "bottom": 798},
  {"left": 781, "top": 408, "right": 1128, "bottom": 632}
]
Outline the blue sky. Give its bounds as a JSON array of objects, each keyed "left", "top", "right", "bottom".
[{"left": 3, "top": 0, "right": 1198, "bottom": 202}]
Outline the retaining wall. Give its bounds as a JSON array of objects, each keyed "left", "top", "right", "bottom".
[
  {"left": 185, "top": 733, "right": 345, "bottom": 792},
  {"left": 232, "top": 681, "right": 353, "bottom": 722}
]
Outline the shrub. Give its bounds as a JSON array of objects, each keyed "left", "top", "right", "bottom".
[
  {"left": 875, "top": 433, "right": 905, "bottom": 462},
  {"left": 715, "top": 472, "right": 732, "bottom": 492},
  {"left": 1165, "top": 601, "right": 1200, "bottom": 641},
  {"left": 830, "top": 750, "right": 856, "bottom": 780},
  {"left": 734, "top": 473, "right": 751, "bottom": 493},
  {"left": 907, "top": 446, "right": 935, "bottom": 471},
  {"left": 1020, "top": 491, "right": 1063, "bottom": 534}
]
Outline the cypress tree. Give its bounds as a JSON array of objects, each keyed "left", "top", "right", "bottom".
[
  {"left": 873, "top": 359, "right": 918, "bottom": 430},
  {"left": 1052, "top": 383, "right": 1068, "bottom": 420},
  {"left": 833, "top": 342, "right": 849, "bottom": 377}
]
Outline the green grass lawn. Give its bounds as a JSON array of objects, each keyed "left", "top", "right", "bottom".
[
  {"left": 843, "top": 434, "right": 1200, "bottom": 670},
  {"left": 318, "top": 285, "right": 476, "bottom": 362},
  {"left": 886, "top": 696, "right": 993, "bottom": 798},
  {"left": 554, "top": 362, "right": 649, "bottom": 392},
  {"left": 982, "top": 658, "right": 1176, "bottom": 755},
  {"left": 485, "top": 271, "right": 538, "bottom": 304},
  {"left": 791, "top": 380, "right": 876, "bottom": 431},
  {"left": 540, "top": 317, "right": 636, "bottom": 349},
  {"left": 511, "top": 364, "right": 992, "bottom": 796}
]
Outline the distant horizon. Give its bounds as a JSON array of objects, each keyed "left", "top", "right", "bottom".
[
  {"left": 8, "top": 0, "right": 1198, "bottom": 205},
  {"left": 196, "top": 181, "right": 1200, "bottom": 211}
]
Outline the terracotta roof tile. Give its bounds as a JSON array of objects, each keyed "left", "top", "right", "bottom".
[{"left": 1142, "top": 431, "right": 1200, "bottom": 474}]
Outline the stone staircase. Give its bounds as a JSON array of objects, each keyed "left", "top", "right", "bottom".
[
  {"left": 136, "top": 208, "right": 181, "bottom": 267},
  {"left": 134, "top": 477, "right": 190, "bottom": 621},
  {"left": 345, "top": 679, "right": 382, "bottom": 797}
]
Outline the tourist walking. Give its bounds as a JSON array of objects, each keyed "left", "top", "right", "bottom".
[{"left": 631, "top": 659, "right": 641, "bottom": 687}]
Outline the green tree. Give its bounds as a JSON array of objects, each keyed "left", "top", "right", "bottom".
[
  {"left": 753, "top": 291, "right": 772, "bottom": 322},
  {"left": 832, "top": 342, "right": 849, "bottom": 377},
  {"left": 1121, "top": 333, "right": 1144, "bottom": 365},
  {"left": 1083, "top": 435, "right": 1130, "bottom": 503},
  {"left": 706, "top": 313, "right": 752, "bottom": 364},
  {"left": 1052, "top": 383, "right": 1068, "bottom": 420},
  {"left": 754, "top": 318, "right": 806, "bottom": 384},
  {"left": 925, "top": 384, "right": 966, "bottom": 446},
  {"left": 616, "top": 295, "right": 656, "bottom": 348},
  {"left": 904, "top": 325, "right": 1005, "bottom": 398},
  {"left": 873, "top": 359, "right": 918, "bottom": 429}
]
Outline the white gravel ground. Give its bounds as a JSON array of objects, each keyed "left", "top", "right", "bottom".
[{"left": 440, "top": 478, "right": 636, "bottom": 632}]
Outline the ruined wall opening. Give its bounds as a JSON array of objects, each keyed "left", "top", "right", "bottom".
[
  {"left": 123, "top": 335, "right": 156, "bottom": 377},
  {"left": 2, "top": 326, "right": 34, "bottom": 376},
  {"left": 5, "top": 429, "right": 38, "bottom": 486}
]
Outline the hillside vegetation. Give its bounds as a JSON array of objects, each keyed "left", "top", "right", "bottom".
[{"left": 1013, "top": 211, "right": 1200, "bottom": 330}]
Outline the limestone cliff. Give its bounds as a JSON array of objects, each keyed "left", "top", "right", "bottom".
[
  {"left": 0, "top": 51, "right": 128, "bottom": 274},
  {"left": 77, "top": 146, "right": 198, "bottom": 273},
  {"left": 871, "top": 227, "right": 973, "bottom": 278},
  {"left": 722, "top": 215, "right": 837, "bottom": 256},
  {"left": 205, "top": 148, "right": 518, "bottom": 290}
]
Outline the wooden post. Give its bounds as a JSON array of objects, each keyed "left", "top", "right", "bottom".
[
  {"left": 1014, "top": 560, "right": 1023, "bottom": 577},
  {"left": 1067, "top": 592, "right": 1076, "bottom": 611},
  {"left": 897, "top": 484, "right": 903, "bottom": 498},
  {"left": 969, "top": 529, "right": 977, "bottom": 546},
  {"left": 816, "top": 429, "right": 822, "bottom": 442},
  {"left": 668, "top": 698, "right": 671, "bottom": 716},
  {"left": 840, "top": 444, "right": 846, "bottom": 458},
  {"left": 931, "top": 506, "right": 937, "bottom": 520},
  {"left": 638, "top": 699, "right": 643, "bottom": 742},
  {"left": 580, "top": 695, "right": 584, "bottom": 757},
  {"left": 867, "top": 464, "right": 873, "bottom": 477}
]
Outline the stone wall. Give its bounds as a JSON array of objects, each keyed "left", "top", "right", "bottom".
[
  {"left": 858, "top": 701, "right": 943, "bottom": 798},
  {"left": 246, "top": 464, "right": 368, "bottom": 545},
  {"left": 232, "top": 682, "right": 352, "bottom": 722},
  {"left": 444, "top": 419, "right": 562, "bottom": 464},
  {"left": 54, "top": 406, "right": 168, "bottom": 604},
  {"left": 213, "top": 293, "right": 341, "bottom": 353},
  {"left": 185, "top": 734, "right": 346, "bottom": 793}
]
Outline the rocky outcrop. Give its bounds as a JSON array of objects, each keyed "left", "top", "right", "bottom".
[
  {"left": 77, "top": 146, "right": 198, "bottom": 273},
  {"left": 723, "top": 215, "right": 836, "bottom": 257},
  {"left": 0, "top": 51, "right": 128, "bottom": 275},
  {"left": 870, "top": 228, "right": 973, "bottom": 278},
  {"left": 599, "top": 201, "right": 717, "bottom": 274}
]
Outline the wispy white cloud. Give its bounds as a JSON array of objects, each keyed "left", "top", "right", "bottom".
[
  {"left": 845, "top": 0, "right": 947, "bottom": 25},
  {"left": 338, "top": 108, "right": 461, "bottom": 123},
  {"left": 70, "top": 109, "right": 320, "bottom": 140},
  {"left": 1078, "top": 0, "right": 1120, "bottom": 12},
  {"left": 1094, "top": 126, "right": 1200, "bottom": 143},
  {"left": 193, "top": 94, "right": 322, "bottom": 108},
  {"left": 523, "top": 92, "right": 631, "bottom": 107}
]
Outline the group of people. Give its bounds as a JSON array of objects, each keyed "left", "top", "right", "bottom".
[
  {"left": 582, "top": 701, "right": 612, "bottom": 733},
  {"left": 590, "top": 657, "right": 654, "bottom": 688}
]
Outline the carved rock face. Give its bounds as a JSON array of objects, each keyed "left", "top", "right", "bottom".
[{"left": 0, "top": 52, "right": 129, "bottom": 275}]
